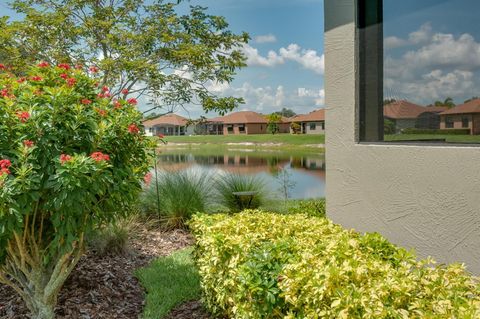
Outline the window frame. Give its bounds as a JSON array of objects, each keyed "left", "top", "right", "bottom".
[
  {"left": 462, "top": 116, "right": 470, "bottom": 128},
  {"left": 356, "top": 0, "right": 480, "bottom": 146}
]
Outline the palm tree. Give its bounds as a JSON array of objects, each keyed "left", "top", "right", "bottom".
[{"left": 433, "top": 97, "right": 455, "bottom": 108}]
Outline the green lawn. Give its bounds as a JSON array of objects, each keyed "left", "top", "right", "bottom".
[
  {"left": 385, "top": 134, "right": 480, "bottom": 144},
  {"left": 136, "top": 248, "right": 201, "bottom": 319},
  {"left": 163, "top": 133, "right": 325, "bottom": 145}
]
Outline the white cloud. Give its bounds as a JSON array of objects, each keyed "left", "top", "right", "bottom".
[
  {"left": 242, "top": 44, "right": 284, "bottom": 67},
  {"left": 279, "top": 44, "right": 325, "bottom": 74},
  {"left": 298, "top": 87, "right": 325, "bottom": 106},
  {"left": 242, "top": 43, "right": 325, "bottom": 74},
  {"left": 385, "top": 24, "right": 480, "bottom": 104},
  {"left": 254, "top": 34, "right": 277, "bottom": 44},
  {"left": 384, "top": 36, "right": 408, "bottom": 50},
  {"left": 408, "top": 23, "right": 432, "bottom": 45}
]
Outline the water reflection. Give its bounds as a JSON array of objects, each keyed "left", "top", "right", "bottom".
[{"left": 156, "top": 151, "right": 325, "bottom": 199}]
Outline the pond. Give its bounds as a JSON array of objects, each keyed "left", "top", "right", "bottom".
[{"left": 155, "top": 148, "right": 325, "bottom": 199}]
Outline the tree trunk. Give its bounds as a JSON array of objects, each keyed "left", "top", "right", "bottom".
[
  {"left": 30, "top": 299, "right": 55, "bottom": 319},
  {"left": 0, "top": 232, "right": 84, "bottom": 319}
]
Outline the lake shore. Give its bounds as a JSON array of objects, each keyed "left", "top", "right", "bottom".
[{"left": 156, "top": 134, "right": 325, "bottom": 153}]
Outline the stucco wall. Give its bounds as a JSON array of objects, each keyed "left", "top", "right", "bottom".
[
  {"left": 305, "top": 121, "right": 326, "bottom": 134},
  {"left": 325, "top": 0, "right": 480, "bottom": 273}
]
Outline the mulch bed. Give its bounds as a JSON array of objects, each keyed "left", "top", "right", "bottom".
[{"left": 0, "top": 228, "right": 211, "bottom": 319}]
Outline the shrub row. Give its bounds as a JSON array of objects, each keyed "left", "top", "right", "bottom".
[
  {"left": 190, "top": 211, "right": 480, "bottom": 319},
  {"left": 402, "top": 128, "right": 471, "bottom": 135}
]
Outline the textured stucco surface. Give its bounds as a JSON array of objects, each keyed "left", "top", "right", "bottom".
[{"left": 325, "top": 0, "right": 480, "bottom": 273}]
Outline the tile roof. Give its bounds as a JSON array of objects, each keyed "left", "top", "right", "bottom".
[
  {"left": 440, "top": 99, "right": 480, "bottom": 115},
  {"left": 208, "top": 111, "right": 268, "bottom": 124},
  {"left": 291, "top": 109, "right": 325, "bottom": 122},
  {"left": 384, "top": 100, "right": 446, "bottom": 119},
  {"left": 142, "top": 114, "right": 188, "bottom": 127}
]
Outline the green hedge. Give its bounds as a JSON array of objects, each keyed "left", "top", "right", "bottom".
[
  {"left": 402, "top": 128, "right": 470, "bottom": 135},
  {"left": 190, "top": 211, "right": 480, "bottom": 319}
]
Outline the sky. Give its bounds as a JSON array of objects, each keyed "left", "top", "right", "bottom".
[
  {"left": 175, "top": 0, "right": 326, "bottom": 118},
  {"left": 0, "top": 0, "right": 326, "bottom": 118},
  {"left": 384, "top": 0, "right": 480, "bottom": 106},
  {"left": 3, "top": 0, "right": 479, "bottom": 117}
]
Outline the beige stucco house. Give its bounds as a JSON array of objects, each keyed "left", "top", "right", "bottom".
[
  {"left": 384, "top": 100, "right": 446, "bottom": 133},
  {"left": 208, "top": 111, "right": 290, "bottom": 135},
  {"left": 142, "top": 114, "right": 194, "bottom": 136},
  {"left": 325, "top": 0, "right": 480, "bottom": 273},
  {"left": 290, "top": 109, "right": 325, "bottom": 134},
  {"left": 440, "top": 99, "right": 480, "bottom": 135}
]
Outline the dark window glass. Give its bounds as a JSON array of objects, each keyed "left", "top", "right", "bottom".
[
  {"left": 359, "top": 0, "right": 480, "bottom": 143},
  {"left": 446, "top": 117, "right": 454, "bottom": 128},
  {"left": 239, "top": 124, "right": 246, "bottom": 133},
  {"left": 309, "top": 123, "right": 316, "bottom": 130}
]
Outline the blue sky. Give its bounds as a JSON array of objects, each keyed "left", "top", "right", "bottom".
[
  {"left": 384, "top": 0, "right": 480, "bottom": 105},
  {"left": 5, "top": 0, "right": 478, "bottom": 116},
  {"left": 1, "top": 0, "right": 325, "bottom": 118},
  {"left": 177, "top": 0, "right": 325, "bottom": 118}
]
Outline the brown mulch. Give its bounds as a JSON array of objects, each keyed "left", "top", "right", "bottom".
[{"left": 0, "top": 228, "right": 210, "bottom": 319}]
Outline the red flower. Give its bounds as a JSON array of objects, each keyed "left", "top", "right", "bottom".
[
  {"left": 81, "top": 98, "right": 92, "bottom": 105},
  {"left": 0, "top": 64, "right": 6, "bottom": 70},
  {"left": 0, "top": 167, "right": 10, "bottom": 175},
  {"left": 121, "top": 89, "right": 129, "bottom": 95},
  {"left": 96, "top": 109, "right": 107, "bottom": 117},
  {"left": 16, "top": 111, "right": 30, "bottom": 123},
  {"left": 75, "top": 64, "right": 83, "bottom": 70},
  {"left": 104, "top": 92, "right": 112, "bottom": 98},
  {"left": 23, "top": 140, "right": 34, "bottom": 148},
  {"left": 17, "top": 77, "right": 26, "bottom": 83},
  {"left": 0, "top": 159, "right": 11, "bottom": 169},
  {"left": 89, "top": 66, "right": 99, "bottom": 73},
  {"left": 127, "top": 98, "right": 137, "bottom": 105},
  {"left": 31, "top": 76, "right": 43, "bottom": 82},
  {"left": 128, "top": 124, "right": 140, "bottom": 134},
  {"left": 90, "top": 152, "right": 110, "bottom": 162},
  {"left": 113, "top": 100, "right": 122, "bottom": 109},
  {"left": 66, "top": 78, "right": 76, "bottom": 87},
  {"left": 57, "top": 63, "right": 71, "bottom": 70},
  {"left": 102, "top": 86, "right": 109, "bottom": 92},
  {"left": 37, "top": 61, "right": 50, "bottom": 68},
  {"left": 1, "top": 89, "right": 9, "bottom": 98},
  {"left": 157, "top": 133, "right": 165, "bottom": 139},
  {"left": 60, "top": 154, "right": 72, "bottom": 164},
  {"left": 144, "top": 172, "right": 152, "bottom": 186},
  {"left": 97, "top": 93, "right": 105, "bottom": 98},
  {"left": 59, "top": 73, "right": 68, "bottom": 79}
]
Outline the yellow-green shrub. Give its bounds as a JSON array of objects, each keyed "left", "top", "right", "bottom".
[{"left": 190, "top": 211, "right": 480, "bottom": 319}]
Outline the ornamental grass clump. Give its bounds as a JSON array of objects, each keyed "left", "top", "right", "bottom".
[
  {"left": 0, "top": 63, "right": 152, "bottom": 319},
  {"left": 140, "top": 169, "right": 215, "bottom": 229},
  {"left": 190, "top": 212, "right": 480, "bottom": 319},
  {"left": 215, "top": 173, "right": 269, "bottom": 213}
]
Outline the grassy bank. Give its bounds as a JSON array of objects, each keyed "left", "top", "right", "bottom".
[
  {"left": 162, "top": 133, "right": 325, "bottom": 146},
  {"left": 385, "top": 134, "right": 480, "bottom": 143}
]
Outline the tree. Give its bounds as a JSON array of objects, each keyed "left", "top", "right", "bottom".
[
  {"left": 266, "top": 113, "right": 282, "bottom": 135},
  {"left": 434, "top": 97, "right": 455, "bottom": 108},
  {"left": 384, "top": 119, "right": 396, "bottom": 135},
  {"left": 290, "top": 122, "right": 301, "bottom": 134},
  {"left": 383, "top": 98, "right": 397, "bottom": 105},
  {"left": 1, "top": 0, "right": 249, "bottom": 115},
  {"left": 464, "top": 96, "right": 480, "bottom": 103},
  {"left": 273, "top": 108, "right": 296, "bottom": 118},
  {"left": 0, "top": 63, "right": 152, "bottom": 319}
]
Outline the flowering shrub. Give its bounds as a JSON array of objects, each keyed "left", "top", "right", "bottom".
[
  {"left": 0, "top": 63, "right": 152, "bottom": 318},
  {"left": 190, "top": 211, "right": 480, "bottom": 319}
]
